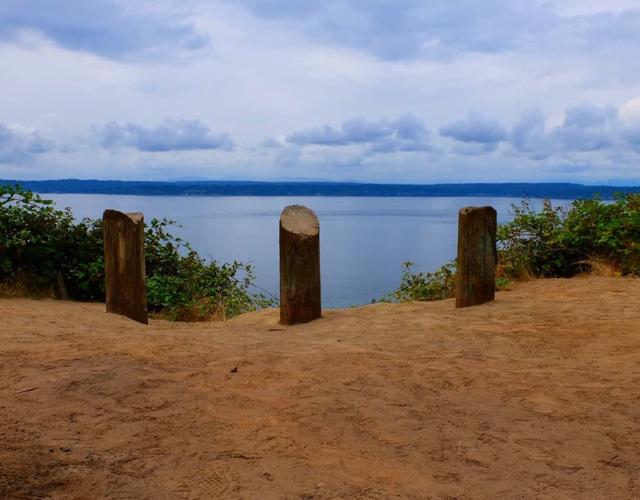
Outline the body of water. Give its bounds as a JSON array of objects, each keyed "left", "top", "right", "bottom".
[{"left": 45, "top": 195, "right": 562, "bottom": 308}]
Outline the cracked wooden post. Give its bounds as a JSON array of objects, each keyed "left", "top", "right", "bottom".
[
  {"left": 279, "top": 205, "right": 321, "bottom": 325},
  {"left": 103, "top": 210, "right": 148, "bottom": 324},
  {"left": 455, "top": 206, "right": 497, "bottom": 309}
]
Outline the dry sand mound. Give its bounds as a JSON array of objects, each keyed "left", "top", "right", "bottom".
[{"left": 1, "top": 276, "right": 640, "bottom": 499}]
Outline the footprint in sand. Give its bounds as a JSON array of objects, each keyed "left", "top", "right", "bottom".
[
  {"left": 173, "top": 467, "right": 238, "bottom": 499},
  {"left": 524, "top": 392, "right": 561, "bottom": 415},
  {"left": 515, "top": 439, "right": 555, "bottom": 462}
]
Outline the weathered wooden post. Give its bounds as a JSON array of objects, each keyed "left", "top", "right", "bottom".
[
  {"left": 103, "top": 210, "right": 148, "bottom": 324},
  {"left": 279, "top": 205, "right": 321, "bottom": 325},
  {"left": 455, "top": 206, "right": 497, "bottom": 308}
]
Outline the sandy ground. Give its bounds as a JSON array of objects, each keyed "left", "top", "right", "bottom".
[{"left": 1, "top": 277, "right": 640, "bottom": 499}]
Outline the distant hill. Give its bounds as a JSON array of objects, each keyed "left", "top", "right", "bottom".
[{"left": 2, "top": 179, "right": 640, "bottom": 199}]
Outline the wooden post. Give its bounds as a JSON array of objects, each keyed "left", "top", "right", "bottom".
[
  {"left": 279, "top": 205, "right": 321, "bottom": 325},
  {"left": 103, "top": 210, "right": 148, "bottom": 324},
  {"left": 455, "top": 206, "right": 497, "bottom": 308}
]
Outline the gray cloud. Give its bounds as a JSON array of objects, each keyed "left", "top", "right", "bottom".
[
  {"left": 440, "top": 115, "right": 507, "bottom": 145},
  {"left": 0, "top": 123, "right": 54, "bottom": 163},
  {"left": 624, "top": 124, "right": 640, "bottom": 152},
  {"left": 510, "top": 109, "right": 552, "bottom": 159},
  {"left": 511, "top": 110, "right": 546, "bottom": 149},
  {"left": 552, "top": 104, "right": 619, "bottom": 152},
  {"left": 287, "top": 125, "right": 349, "bottom": 146},
  {"left": 283, "top": 105, "right": 640, "bottom": 163},
  {"left": 563, "top": 104, "right": 617, "bottom": 129},
  {"left": 231, "top": 0, "right": 640, "bottom": 61},
  {"left": 508, "top": 104, "right": 638, "bottom": 158},
  {"left": 231, "top": 0, "right": 559, "bottom": 60},
  {"left": 94, "top": 120, "right": 234, "bottom": 152},
  {"left": 0, "top": 0, "right": 208, "bottom": 59},
  {"left": 259, "top": 137, "right": 283, "bottom": 148},
  {"left": 286, "top": 114, "right": 430, "bottom": 152},
  {"left": 582, "top": 10, "right": 640, "bottom": 47},
  {"left": 442, "top": 103, "right": 638, "bottom": 159}
]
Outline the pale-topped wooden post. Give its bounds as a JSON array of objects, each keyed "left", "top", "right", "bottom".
[
  {"left": 279, "top": 205, "right": 321, "bottom": 325},
  {"left": 103, "top": 210, "right": 148, "bottom": 324},
  {"left": 455, "top": 206, "right": 497, "bottom": 308}
]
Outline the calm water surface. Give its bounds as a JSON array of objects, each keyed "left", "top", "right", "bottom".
[{"left": 45, "top": 195, "right": 562, "bottom": 308}]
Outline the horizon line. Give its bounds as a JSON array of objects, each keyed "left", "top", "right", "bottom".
[{"left": 3, "top": 178, "right": 640, "bottom": 188}]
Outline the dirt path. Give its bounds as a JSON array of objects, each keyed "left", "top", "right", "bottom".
[{"left": 1, "top": 277, "right": 639, "bottom": 499}]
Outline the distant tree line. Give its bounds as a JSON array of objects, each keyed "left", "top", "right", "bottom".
[{"left": 2, "top": 179, "right": 640, "bottom": 199}]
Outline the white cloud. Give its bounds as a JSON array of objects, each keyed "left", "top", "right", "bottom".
[
  {"left": 0, "top": 0, "right": 639, "bottom": 183},
  {"left": 619, "top": 97, "right": 640, "bottom": 123},
  {"left": 0, "top": 0, "right": 208, "bottom": 60},
  {"left": 92, "top": 120, "right": 233, "bottom": 152},
  {"left": 0, "top": 123, "right": 54, "bottom": 164}
]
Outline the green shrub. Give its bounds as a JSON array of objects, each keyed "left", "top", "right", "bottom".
[
  {"left": 496, "top": 198, "right": 575, "bottom": 278},
  {"left": 143, "top": 218, "right": 275, "bottom": 320},
  {"left": 498, "top": 194, "right": 640, "bottom": 278},
  {"left": 0, "top": 184, "right": 104, "bottom": 299},
  {"left": 561, "top": 195, "right": 640, "bottom": 274},
  {"left": 389, "top": 194, "right": 640, "bottom": 303},
  {"left": 388, "top": 261, "right": 457, "bottom": 302},
  {"left": 0, "top": 184, "right": 275, "bottom": 319},
  {"left": 385, "top": 260, "right": 511, "bottom": 303}
]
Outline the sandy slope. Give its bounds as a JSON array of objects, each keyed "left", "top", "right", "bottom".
[{"left": 1, "top": 276, "right": 639, "bottom": 499}]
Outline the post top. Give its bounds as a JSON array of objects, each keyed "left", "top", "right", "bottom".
[
  {"left": 126, "top": 212, "right": 144, "bottom": 223},
  {"left": 459, "top": 206, "right": 496, "bottom": 216},
  {"left": 280, "top": 205, "right": 319, "bottom": 235},
  {"left": 103, "top": 209, "right": 144, "bottom": 224}
]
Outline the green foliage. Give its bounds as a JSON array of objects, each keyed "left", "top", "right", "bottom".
[
  {"left": 386, "top": 260, "right": 512, "bottom": 303},
  {"left": 0, "top": 184, "right": 274, "bottom": 320},
  {"left": 389, "top": 194, "right": 640, "bottom": 303},
  {"left": 385, "top": 261, "right": 457, "bottom": 302},
  {"left": 495, "top": 276, "right": 513, "bottom": 290},
  {"left": 143, "top": 218, "right": 275, "bottom": 320},
  {"left": 0, "top": 184, "right": 104, "bottom": 299},
  {"left": 498, "top": 194, "right": 640, "bottom": 278},
  {"left": 496, "top": 199, "right": 574, "bottom": 278}
]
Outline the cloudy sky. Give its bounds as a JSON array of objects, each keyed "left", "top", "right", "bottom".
[{"left": 1, "top": 0, "right": 639, "bottom": 184}]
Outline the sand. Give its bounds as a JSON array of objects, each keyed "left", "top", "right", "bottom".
[{"left": 1, "top": 276, "right": 639, "bottom": 499}]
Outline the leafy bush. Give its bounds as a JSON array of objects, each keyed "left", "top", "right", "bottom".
[
  {"left": 0, "top": 184, "right": 104, "bottom": 299},
  {"left": 386, "top": 261, "right": 457, "bottom": 302},
  {"left": 143, "top": 218, "right": 274, "bottom": 320},
  {"left": 389, "top": 194, "right": 640, "bottom": 303},
  {"left": 0, "top": 184, "right": 274, "bottom": 319},
  {"left": 496, "top": 198, "right": 573, "bottom": 278},
  {"left": 498, "top": 194, "right": 640, "bottom": 278},
  {"left": 385, "top": 260, "right": 511, "bottom": 303}
]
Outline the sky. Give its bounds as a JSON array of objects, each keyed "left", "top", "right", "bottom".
[{"left": 1, "top": 0, "right": 639, "bottom": 184}]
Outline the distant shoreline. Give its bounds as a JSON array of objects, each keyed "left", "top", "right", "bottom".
[{"left": 2, "top": 179, "right": 640, "bottom": 199}]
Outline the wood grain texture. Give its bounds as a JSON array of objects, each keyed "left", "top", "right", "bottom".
[
  {"left": 455, "top": 206, "right": 497, "bottom": 308},
  {"left": 279, "top": 205, "right": 321, "bottom": 325},
  {"left": 103, "top": 210, "right": 148, "bottom": 324}
]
